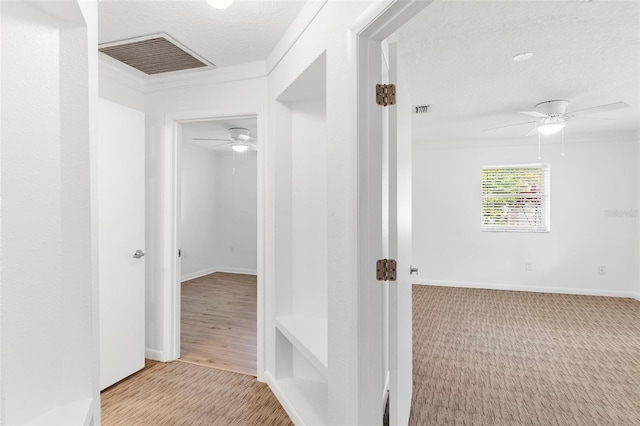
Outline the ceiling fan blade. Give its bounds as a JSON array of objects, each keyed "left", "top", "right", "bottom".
[
  {"left": 519, "top": 111, "right": 548, "bottom": 118},
  {"left": 568, "top": 101, "right": 630, "bottom": 117},
  {"left": 570, "top": 117, "right": 616, "bottom": 121},
  {"left": 483, "top": 120, "right": 539, "bottom": 131},
  {"left": 192, "top": 138, "right": 231, "bottom": 142}
]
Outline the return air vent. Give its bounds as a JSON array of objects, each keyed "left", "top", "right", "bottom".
[{"left": 98, "top": 33, "right": 215, "bottom": 75}]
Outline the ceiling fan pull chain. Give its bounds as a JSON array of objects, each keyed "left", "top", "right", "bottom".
[
  {"left": 538, "top": 132, "right": 541, "bottom": 160},
  {"left": 561, "top": 127, "right": 565, "bottom": 156}
]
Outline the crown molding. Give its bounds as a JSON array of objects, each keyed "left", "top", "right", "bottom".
[
  {"left": 144, "top": 61, "right": 267, "bottom": 93},
  {"left": 265, "top": 0, "right": 328, "bottom": 75},
  {"left": 99, "top": 53, "right": 146, "bottom": 93},
  {"left": 98, "top": 1, "right": 327, "bottom": 94}
]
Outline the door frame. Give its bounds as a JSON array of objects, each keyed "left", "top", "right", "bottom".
[
  {"left": 163, "top": 107, "right": 265, "bottom": 381},
  {"left": 350, "top": 0, "right": 429, "bottom": 422}
]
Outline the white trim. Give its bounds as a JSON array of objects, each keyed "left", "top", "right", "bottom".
[
  {"left": 264, "top": 372, "right": 305, "bottom": 426},
  {"left": 145, "top": 61, "right": 266, "bottom": 93},
  {"left": 634, "top": 293, "right": 640, "bottom": 302},
  {"left": 413, "top": 279, "right": 640, "bottom": 299},
  {"left": 99, "top": 54, "right": 146, "bottom": 92},
  {"left": 212, "top": 267, "right": 257, "bottom": 276},
  {"left": 382, "top": 370, "right": 390, "bottom": 412},
  {"left": 351, "top": 1, "right": 429, "bottom": 424},
  {"left": 181, "top": 267, "right": 258, "bottom": 282},
  {"left": 180, "top": 267, "right": 219, "bottom": 282},
  {"left": 163, "top": 108, "right": 266, "bottom": 382},
  {"left": 97, "top": 0, "right": 326, "bottom": 93},
  {"left": 265, "top": 0, "right": 328, "bottom": 75},
  {"left": 145, "top": 348, "right": 165, "bottom": 361}
]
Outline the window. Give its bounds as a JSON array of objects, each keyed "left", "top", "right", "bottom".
[{"left": 481, "top": 164, "right": 550, "bottom": 232}]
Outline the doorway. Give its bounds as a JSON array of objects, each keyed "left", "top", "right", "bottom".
[{"left": 177, "top": 116, "right": 259, "bottom": 376}]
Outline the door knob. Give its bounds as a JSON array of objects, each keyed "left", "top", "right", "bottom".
[
  {"left": 133, "top": 249, "right": 145, "bottom": 259},
  {"left": 410, "top": 265, "right": 418, "bottom": 275}
]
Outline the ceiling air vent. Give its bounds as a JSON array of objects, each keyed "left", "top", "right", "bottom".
[{"left": 98, "top": 33, "right": 215, "bottom": 75}]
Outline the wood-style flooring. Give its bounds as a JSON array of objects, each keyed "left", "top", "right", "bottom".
[
  {"left": 101, "top": 359, "right": 291, "bottom": 425},
  {"left": 180, "top": 272, "right": 257, "bottom": 375}
]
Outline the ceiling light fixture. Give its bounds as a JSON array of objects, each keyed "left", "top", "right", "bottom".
[
  {"left": 206, "top": 0, "right": 233, "bottom": 9},
  {"left": 537, "top": 123, "right": 565, "bottom": 135},
  {"left": 231, "top": 144, "right": 248, "bottom": 153},
  {"left": 513, "top": 52, "right": 533, "bottom": 62}
]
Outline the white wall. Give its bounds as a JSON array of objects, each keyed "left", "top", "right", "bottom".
[
  {"left": 290, "top": 98, "right": 327, "bottom": 318},
  {"left": 0, "top": 1, "right": 98, "bottom": 424},
  {"left": 180, "top": 144, "right": 257, "bottom": 280},
  {"left": 180, "top": 143, "right": 218, "bottom": 279},
  {"left": 214, "top": 150, "right": 258, "bottom": 275},
  {"left": 144, "top": 77, "right": 266, "bottom": 359},
  {"left": 413, "top": 133, "right": 640, "bottom": 298},
  {"left": 265, "top": 2, "right": 374, "bottom": 423}
]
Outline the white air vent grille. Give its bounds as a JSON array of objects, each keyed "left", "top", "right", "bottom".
[{"left": 99, "top": 33, "right": 215, "bottom": 75}]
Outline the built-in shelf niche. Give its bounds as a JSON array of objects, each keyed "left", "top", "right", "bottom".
[{"left": 272, "top": 50, "right": 328, "bottom": 425}]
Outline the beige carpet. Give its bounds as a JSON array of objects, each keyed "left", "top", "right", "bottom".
[
  {"left": 410, "top": 286, "right": 640, "bottom": 425},
  {"left": 101, "top": 360, "right": 292, "bottom": 425}
]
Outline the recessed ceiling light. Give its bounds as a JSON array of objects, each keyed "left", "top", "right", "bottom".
[{"left": 513, "top": 52, "right": 533, "bottom": 62}]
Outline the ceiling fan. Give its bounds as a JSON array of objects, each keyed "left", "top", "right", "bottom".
[
  {"left": 192, "top": 127, "right": 257, "bottom": 152},
  {"left": 484, "top": 100, "right": 630, "bottom": 136}
]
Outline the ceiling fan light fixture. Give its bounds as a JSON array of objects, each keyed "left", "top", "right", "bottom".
[
  {"left": 537, "top": 123, "right": 565, "bottom": 135},
  {"left": 513, "top": 52, "right": 533, "bottom": 62},
  {"left": 231, "top": 144, "right": 248, "bottom": 153},
  {"left": 206, "top": 0, "right": 233, "bottom": 9}
]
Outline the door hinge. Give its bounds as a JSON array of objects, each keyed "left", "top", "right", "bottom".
[
  {"left": 376, "top": 259, "right": 397, "bottom": 281},
  {"left": 376, "top": 84, "right": 396, "bottom": 107}
]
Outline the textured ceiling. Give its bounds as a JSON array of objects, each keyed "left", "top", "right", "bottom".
[
  {"left": 181, "top": 117, "right": 257, "bottom": 151},
  {"left": 392, "top": 0, "right": 640, "bottom": 142},
  {"left": 98, "top": 0, "right": 306, "bottom": 70}
]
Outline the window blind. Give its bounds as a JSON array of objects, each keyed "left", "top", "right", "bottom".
[{"left": 481, "top": 164, "right": 550, "bottom": 232}]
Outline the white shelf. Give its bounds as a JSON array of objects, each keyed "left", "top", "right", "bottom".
[
  {"left": 276, "top": 315, "right": 328, "bottom": 378},
  {"left": 267, "top": 372, "right": 329, "bottom": 426}
]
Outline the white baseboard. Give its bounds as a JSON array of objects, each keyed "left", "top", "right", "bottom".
[
  {"left": 181, "top": 266, "right": 257, "bottom": 282},
  {"left": 181, "top": 267, "right": 218, "bottom": 282},
  {"left": 145, "top": 348, "right": 164, "bottom": 361},
  {"left": 214, "top": 266, "right": 257, "bottom": 275},
  {"left": 382, "top": 370, "right": 390, "bottom": 413},
  {"left": 634, "top": 292, "right": 640, "bottom": 302},
  {"left": 413, "top": 279, "right": 639, "bottom": 299},
  {"left": 264, "top": 371, "right": 304, "bottom": 426}
]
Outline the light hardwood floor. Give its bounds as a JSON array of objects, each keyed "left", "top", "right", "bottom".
[{"left": 180, "top": 272, "right": 257, "bottom": 375}]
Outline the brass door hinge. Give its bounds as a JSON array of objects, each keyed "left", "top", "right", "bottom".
[
  {"left": 376, "top": 259, "right": 397, "bottom": 281},
  {"left": 376, "top": 84, "right": 396, "bottom": 107}
]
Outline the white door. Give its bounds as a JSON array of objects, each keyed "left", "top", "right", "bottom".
[
  {"left": 387, "top": 41, "right": 413, "bottom": 426},
  {"left": 99, "top": 98, "right": 146, "bottom": 390}
]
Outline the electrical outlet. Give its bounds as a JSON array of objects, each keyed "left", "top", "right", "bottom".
[
  {"left": 598, "top": 266, "right": 606, "bottom": 275},
  {"left": 524, "top": 262, "right": 533, "bottom": 272}
]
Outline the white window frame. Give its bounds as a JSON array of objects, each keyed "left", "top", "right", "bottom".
[{"left": 481, "top": 163, "right": 551, "bottom": 233}]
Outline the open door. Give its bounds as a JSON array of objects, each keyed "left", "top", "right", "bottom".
[
  {"left": 354, "top": 2, "right": 425, "bottom": 424},
  {"left": 387, "top": 41, "right": 413, "bottom": 426}
]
